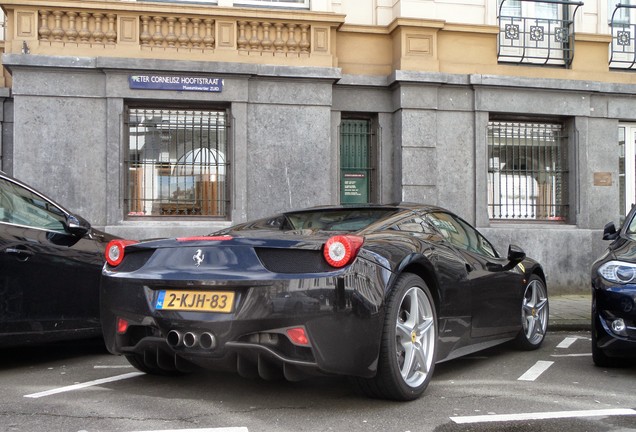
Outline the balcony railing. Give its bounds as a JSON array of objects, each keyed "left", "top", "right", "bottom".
[
  {"left": 609, "top": 3, "right": 636, "bottom": 69},
  {"left": 498, "top": 0, "right": 583, "bottom": 67}
]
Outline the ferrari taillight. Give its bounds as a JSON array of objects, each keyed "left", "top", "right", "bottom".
[
  {"left": 323, "top": 235, "right": 364, "bottom": 268},
  {"left": 105, "top": 239, "right": 139, "bottom": 267}
]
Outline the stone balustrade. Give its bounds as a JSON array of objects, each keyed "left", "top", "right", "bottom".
[
  {"left": 1, "top": 1, "right": 344, "bottom": 66},
  {"left": 38, "top": 10, "right": 118, "bottom": 45}
]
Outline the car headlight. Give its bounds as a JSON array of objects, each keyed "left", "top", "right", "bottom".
[{"left": 598, "top": 260, "right": 636, "bottom": 283}]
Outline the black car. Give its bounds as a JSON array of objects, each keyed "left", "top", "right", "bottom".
[
  {"left": 0, "top": 171, "right": 116, "bottom": 346},
  {"left": 591, "top": 206, "right": 636, "bottom": 367},
  {"left": 100, "top": 204, "right": 548, "bottom": 400}
]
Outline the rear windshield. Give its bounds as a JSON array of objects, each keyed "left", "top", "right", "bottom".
[
  {"left": 285, "top": 209, "right": 399, "bottom": 231},
  {"left": 226, "top": 208, "right": 400, "bottom": 233}
]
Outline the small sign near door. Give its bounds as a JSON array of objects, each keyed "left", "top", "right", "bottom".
[
  {"left": 593, "top": 172, "right": 612, "bottom": 186},
  {"left": 341, "top": 173, "right": 368, "bottom": 204}
]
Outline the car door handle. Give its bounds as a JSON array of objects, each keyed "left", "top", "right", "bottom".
[
  {"left": 465, "top": 263, "right": 474, "bottom": 273},
  {"left": 4, "top": 247, "right": 34, "bottom": 260}
]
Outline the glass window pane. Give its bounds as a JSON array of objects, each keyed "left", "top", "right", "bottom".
[
  {"left": 500, "top": 0, "right": 521, "bottom": 17},
  {"left": 0, "top": 178, "right": 66, "bottom": 231}
]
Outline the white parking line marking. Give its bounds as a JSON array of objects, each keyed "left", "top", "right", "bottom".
[
  {"left": 450, "top": 408, "right": 636, "bottom": 424},
  {"left": 550, "top": 353, "right": 592, "bottom": 357},
  {"left": 131, "top": 429, "right": 248, "bottom": 432},
  {"left": 556, "top": 337, "right": 579, "bottom": 349},
  {"left": 94, "top": 365, "right": 134, "bottom": 369},
  {"left": 518, "top": 360, "right": 554, "bottom": 381},
  {"left": 24, "top": 372, "right": 145, "bottom": 398}
]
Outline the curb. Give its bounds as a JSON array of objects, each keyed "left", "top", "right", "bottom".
[{"left": 549, "top": 321, "right": 591, "bottom": 332}]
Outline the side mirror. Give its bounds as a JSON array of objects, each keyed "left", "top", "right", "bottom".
[
  {"left": 490, "top": 244, "right": 526, "bottom": 272},
  {"left": 64, "top": 214, "right": 91, "bottom": 237},
  {"left": 602, "top": 222, "right": 618, "bottom": 241},
  {"left": 507, "top": 244, "right": 526, "bottom": 265}
]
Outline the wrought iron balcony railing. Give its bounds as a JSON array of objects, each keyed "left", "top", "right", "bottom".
[
  {"left": 498, "top": 0, "right": 583, "bottom": 67},
  {"left": 609, "top": 3, "right": 636, "bottom": 69}
]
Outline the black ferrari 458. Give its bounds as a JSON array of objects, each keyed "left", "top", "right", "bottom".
[{"left": 100, "top": 204, "right": 548, "bottom": 400}]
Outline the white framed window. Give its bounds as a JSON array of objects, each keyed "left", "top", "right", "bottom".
[
  {"left": 610, "top": 1, "right": 636, "bottom": 25},
  {"left": 132, "top": 0, "right": 219, "bottom": 4},
  {"left": 131, "top": 0, "right": 309, "bottom": 7}
]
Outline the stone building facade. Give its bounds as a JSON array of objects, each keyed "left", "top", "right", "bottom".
[{"left": 1, "top": 0, "right": 636, "bottom": 293}]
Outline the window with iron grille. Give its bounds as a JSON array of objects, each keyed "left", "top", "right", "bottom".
[
  {"left": 339, "top": 117, "right": 378, "bottom": 204},
  {"left": 487, "top": 120, "right": 568, "bottom": 221},
  {"left": 125, "top": 107, "right": 229, "bottom": 218}
]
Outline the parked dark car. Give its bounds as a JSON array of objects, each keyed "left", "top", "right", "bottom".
[
  {"left": 591, "top": 206, "right": 636, "bottom": 367},
  {"left": 0, "top": 171, "right": 116, "bottom": 346},
  {"left": 100, "top": 203, "right": 548, "bottom": 400}
]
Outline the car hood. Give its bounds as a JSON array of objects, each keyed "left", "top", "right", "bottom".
[{"left": 608, "top": 236, "right": 636, "bottom": 263}]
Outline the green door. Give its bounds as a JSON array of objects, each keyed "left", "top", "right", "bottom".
[{"left": 340, "top": 119, "right": 373, "bottom": 204}]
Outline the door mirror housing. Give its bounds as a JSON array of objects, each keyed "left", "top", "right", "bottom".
[
  {"left": 64, "top": 214, "right": 91, "bottom": 237},
  {"left": 507, "top": 244, "right": 526, "bottom": 265},
  {"left": 602, "top": 222, "right": 618, "bottom": 241}
]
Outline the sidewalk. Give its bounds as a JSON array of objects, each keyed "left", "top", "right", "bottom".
[{"left": 549, "top": 294, "right": 591, "bottom": 331}]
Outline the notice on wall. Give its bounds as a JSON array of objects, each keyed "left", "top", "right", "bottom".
[
  {"left": 593, "top": 172, "right": 612, "bottom": 186},
  {"left": 129, "top": 74, "right": 224, "bottom": 92},
  {"left": 341, "top": 172, "right": 368, "bottom": 204}
]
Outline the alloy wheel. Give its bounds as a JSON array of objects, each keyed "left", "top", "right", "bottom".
[
  {"left": 395, "top": 286, "right": 436, "bottom": 388},
  {"left": 521, "top": 278, "right": 549, "bottom": 345}
]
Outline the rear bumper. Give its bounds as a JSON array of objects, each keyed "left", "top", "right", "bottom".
[{"left": 100, "top": 259, "right": 390, "bottom": 379}]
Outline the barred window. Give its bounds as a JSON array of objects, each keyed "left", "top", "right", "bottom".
[
  {"left": 125, "top": 107, "right": 229, "bottom": 218},
  {"left": 488, "top": 121, "right": 568, "bottom": 221}
]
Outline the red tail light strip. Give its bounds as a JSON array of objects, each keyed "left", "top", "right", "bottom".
[{"left": 176, "top": 236, "right": 233, "bottom": 242}]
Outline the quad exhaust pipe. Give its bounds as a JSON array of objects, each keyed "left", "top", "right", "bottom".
[{"left": 167, "top": 330, "right": 217, "bottom": 350}]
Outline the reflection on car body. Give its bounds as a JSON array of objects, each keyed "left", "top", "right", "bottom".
[
  {"left": 271, "top": 291, "right": 321, "bottom": 313},
  {"left": 0, "top": 171, "right": 116, "bottom": 346},
  {"left": 100, "top": 203, "right": 548, "bottom": 400}
]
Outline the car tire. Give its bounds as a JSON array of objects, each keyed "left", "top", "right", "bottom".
[
  {"left": 352, "top": 273, "right": 437, "bottom": 401},
  {"left": 514, "top": 275, "right": 549, "bottom": 350}
]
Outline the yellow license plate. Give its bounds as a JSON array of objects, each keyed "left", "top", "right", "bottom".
[{"left": 155, "top": 290, "right": 235, "bottom": 313}]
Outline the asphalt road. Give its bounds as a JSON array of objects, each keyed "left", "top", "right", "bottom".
[{"left": 0, "top": 331, "right": 634, "bottom": 432}]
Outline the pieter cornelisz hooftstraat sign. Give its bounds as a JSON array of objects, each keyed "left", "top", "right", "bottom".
[{"left": 129, "top": 74, "right": 224, "bottom": 92}]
